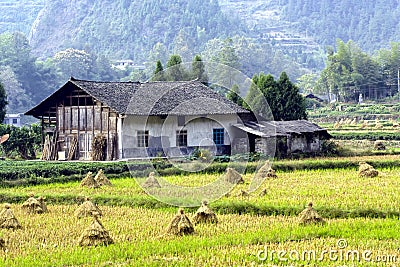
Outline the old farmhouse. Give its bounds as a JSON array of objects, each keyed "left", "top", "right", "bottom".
[{"left": 25, "top": 78, "right": 330, "bottom": 160}]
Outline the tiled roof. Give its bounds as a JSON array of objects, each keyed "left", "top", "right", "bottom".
[
  {"left": 26, "top": 78, "right": 249, "bottom": 117},
  {"left": 233, "top": 120, "right": 330, "bottom": 137}
]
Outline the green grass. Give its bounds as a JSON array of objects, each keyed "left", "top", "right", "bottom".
[
  {"left": 1, "top": 167, "right": 400, "bottom": 218},
  {"left": 1, "top": 205, "right": 400, "bottom": 266},
  {"left": 0, "top": 159, "right": 400, "bottom": 266}
]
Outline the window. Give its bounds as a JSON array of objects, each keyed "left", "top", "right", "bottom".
[
  {"left": 137, "top": 130, "right": 149, "bottom": 147},
  {"left": 12, "top": 119, "right": 18, "bottom": 124},
  {"left": 176, "top": 130, "right": 187, "bottom": 147},
  {"left": 213, "top": 128, "right": 224, "bottom": 145},
  {"left": 3, "top": 119, "right": 8, "bottom": 124}
]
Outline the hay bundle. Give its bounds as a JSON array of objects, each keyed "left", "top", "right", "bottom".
[
  {"left": 21, "top": 194, "right": 44, "bottom": 214},
  {"left": 255, "top": 161, "right": 277, "bottom": 180},
  {"left": 75, "top": 197, "right": 102, "bottom": 218},
  {"left": 237, "top": 189, "right": 249, "bottom": 197},
  {"left": 298, "top": 202, "right": 325, "bottom": 225},
  {"left": 80, "top": 172, "right": 99, "bottom": 188},
  {"left": 37, "top": 196, "right": 48, "bottom": 213},
  {"left": 91, "top": 134, "right": 107, "bottom": 161},
  {"left": 0, "top": 238, "right": 5, "bottom": 250},
  {"left": 78, "top": 212, "right": 113, "bottom": 247},
  {"left": 142, "top": 172, "right": 161, "bottom": 189},
  {"left": 192, "top": 201, "right": 218, "bottom": 225},
  {"left": 0, "top": 204, "right": 21, "bottom": 229},
  {"left": 224, "top": 168, "right": 244, "bottom": 184},
  {"left": 259, "top": 188, "right": 267, "bottom": 197},
  {"left": 358, "top": 162, "right": 379, "bottom": 177},
  {"left": 166, "top": 208, "right": 194, "bottom": 236},
  {"left": 373, "top": 140, "right": 386, "bottom": 151},
  {"left": 94, "top": 169, "right": 112, "bottom": 186},
  {"left": 333, "top": 122, "right": 341, "bottom": 129}
]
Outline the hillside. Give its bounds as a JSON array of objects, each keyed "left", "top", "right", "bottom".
[
  {"left": 219, "top": 0, "right": 400, "bottom": 53},
  {"left": 1, "top": 0, "right": 399, "bottom": 60},
  {"left": 28, "top": 0, "right": 246, "bottom": 60},
  {"left": 0, "top": 0, "right": 44, "bottom": 34}
]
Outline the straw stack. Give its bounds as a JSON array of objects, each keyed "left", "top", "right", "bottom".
[
  {"left": 78, "top": 212, "right": 113, "bottom": 247},
  {"left": 21, "top": 194, "right": 44, "bottom": 214},
  {"left": 192, "top": 201, "right": 218, "bottom": 225},
  {"left": 0, "top": 203, "right": 21, "bottom": 229},
  {"left": 166, "top": 208, "right": 194, "bottom": 236},
  {"left": 80, "top": 172, "right": 100, "bottom": 188},
  {"left": 224, "top": 167, "right": 244, "bottom": 184},
  {"left": 358, "top": 162, "right": 379, "bottom": 177},
  {"left": 142, "top": 172, "right": 161, "bottom": 189},
  {"left": 75, "top": 197, "right": 102, "bottom": 218},
  {"left": 94, "top": 169, "right": 112, "bottom": 186},
  {"left": 298, "top": 202, "right": 325, "bottom": 225}
]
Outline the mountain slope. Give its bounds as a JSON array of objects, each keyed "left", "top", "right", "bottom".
[
  {"left": 0, "top": 0, "right": 45, "bottom": 34},
  {"left": 219, "top": 0, "right": 400, "bottom": 53},
  {"left": 28, "top": 0, "right": 246, "bottom": 59}
]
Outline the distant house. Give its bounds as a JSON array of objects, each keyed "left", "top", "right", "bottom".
[
  {"left": 111, "top": 60, "right": 145, "bottom": 70},
  {"left": 233, "top": 120, "right": 331, "bottom": 157},
  {"left": 25, "top": 78, "right": 330, "bottom": 160},
  {"left": 2, "top": 114, "right": 22, "bottom": 127}
]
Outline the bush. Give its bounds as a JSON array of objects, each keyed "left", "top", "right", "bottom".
[{"left": 320, "top": 140, "right": 340, "bottom": 156}]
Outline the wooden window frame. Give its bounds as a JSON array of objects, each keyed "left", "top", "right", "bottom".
[
  {"left": 137, "top": 130, "right": 149, "bottom": 147},
  {"left": 176, "top": 129, "right": 188, "bottom": 147}
]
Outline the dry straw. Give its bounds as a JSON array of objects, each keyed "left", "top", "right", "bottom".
[
  {"left": 75, "top": 197, "right": 102, "bottom": 218},
  {"left": 91, "top": 134, "right": 107, "bottom": 161},
  {"left": 192, "top": 201, "right": 218, "bottom": 225},
  {"left": 94, "top": 169, "right": 112, "bottom": 186},
  {"left": 0, "top": 237, "right": 5, "bottom": 250},
  {"left": 358, "top": 162, "right": 379, "bottom": 177},
  {"left": 255, "top": 161, "right": 277, "bottom": 179},
  {"left": 0, "top": 203, "right": 21, "bottom": 229},
  {"left": 142, "top": 172, "right": 161, "bottom": 189},
  {"left": 78, "top": 212, "right": 113, "bottom": 247},
  {"left": 259, "top": 188, "right": 267, "bottom": 197},
  {"left": 166, "top": 208, "right": 194, "bottom": 236},
  {"left": 37, "top": 196, "right": 48, "bottom": 213},
  {"left": 224, "top": 167, "right": 244, "bottom": 184},
  {"left": 237, "top": 189, "right": 249, "bottom": 197},
  {"left": 21, "top": 194, "right": 45, "bottom": 214},
  {"left": 298, "top": 202, "right": 325, "bottom": 225},
  {"left": 80, "top": 172, "right": 100, "bottom": 188}
]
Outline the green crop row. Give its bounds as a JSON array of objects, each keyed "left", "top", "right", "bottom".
[
  {"left": 331, "top": 131, "right": 400, "bottom": 140},
  {"left": 1, "top": 155, "right": 400, "bottom": 186}
]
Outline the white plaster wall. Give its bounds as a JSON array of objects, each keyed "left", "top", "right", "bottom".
[{"left": 121, "top": 114, "right": 241, "bottom": 149}]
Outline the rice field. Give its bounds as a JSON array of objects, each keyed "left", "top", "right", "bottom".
[
  {"left": 0, "top": 165, "right": 399, "bottom": 266},
  {"left": 1, "top": 204, "right": 400, "bottom": 266},
  {"left": 1, "top": 167, "right": 400, "bottom": 212}
]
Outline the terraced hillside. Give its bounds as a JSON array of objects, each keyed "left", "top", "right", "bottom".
[{"left": 0, "top": 0, "right": 44, "bottom": 34}]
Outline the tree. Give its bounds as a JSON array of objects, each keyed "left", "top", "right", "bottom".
[
  {"left": 245, "top": 72, "right": 307, "bottom": 121},
  {"left": 0, "top": 82, "right": 7, "bottom": 122},
  {"left": 53, "top": 48, "right": 93, "bottom": 80},
  {"left": 191, "top": 55, "right": 208, "bottom": 83},
  {"left": 277, "top": 72, "right": 307, "bottom": 121},
  {"left": 0, "top": 66, "right": 32, "bottom": 113},
  {"left": 151, "top": 60, "right": 165, "bottom": 81},
  {"left": 245, "top": 73, "right": 277, "bottom": 119},
  {"left": 226, "top": 84, "right": 244, "bottom": 107},
  {"left": 166, "top": 54, "right": 187, "bottom": 81}
]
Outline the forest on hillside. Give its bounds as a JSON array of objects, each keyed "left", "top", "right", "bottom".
[
  {"left": 282, "top": 0, "right": 400, "bottom": 52},
  {"left": 1, "top": 0, "right": 400, "bottom": 116}
]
